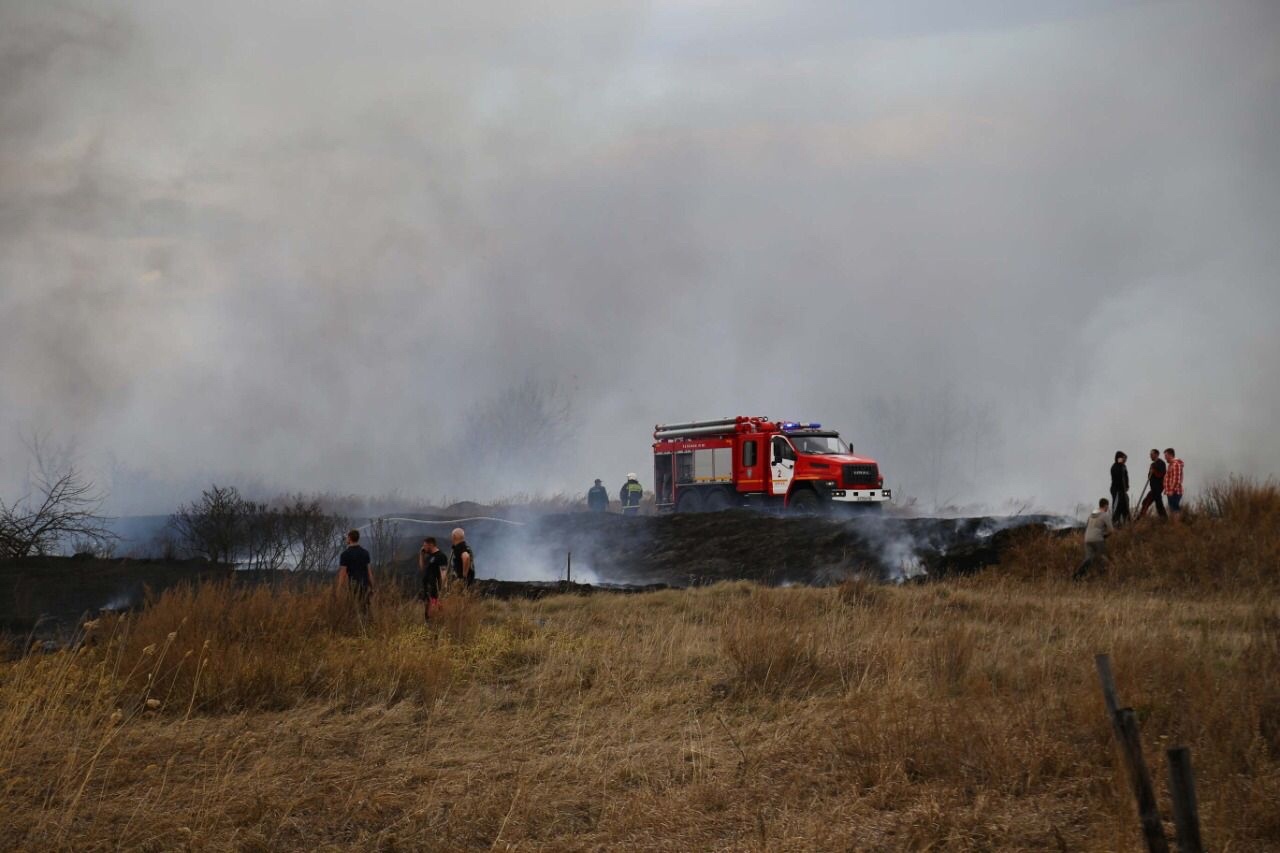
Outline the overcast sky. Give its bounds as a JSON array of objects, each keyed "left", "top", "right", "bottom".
[{"left": 2, "top": 0, "right": 1277, "bottom": 513}]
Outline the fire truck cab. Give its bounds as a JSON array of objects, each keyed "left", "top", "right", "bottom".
[{"left": 652, "top": 416, "right": 891, "bottom": 513}]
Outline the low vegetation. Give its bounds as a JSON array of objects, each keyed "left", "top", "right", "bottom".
[{"left": 1, "top": 482, "right": 1278, "bottom": 850}]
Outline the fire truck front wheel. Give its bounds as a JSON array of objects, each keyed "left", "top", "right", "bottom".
[
  {"left": 676, "top": 489, "right": 704, "bottom": 513},
  {"left": 787, "top": 488, "right": 822, "bottom": 516}
]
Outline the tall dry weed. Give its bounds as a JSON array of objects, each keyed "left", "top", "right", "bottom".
[
  {"left": 720, "top": 588, "right": 869, "bottom": 695},
  {"left": 1197, "top": 475, "right": 1280, "bottom": 521}
]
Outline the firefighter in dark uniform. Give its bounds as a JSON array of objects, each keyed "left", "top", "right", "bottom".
[
  {"left": 587, "top": 479, "right": 609, "bottom": 512},
  {"left": 619, "top": 473, "right": 643, "bottom": 516}
]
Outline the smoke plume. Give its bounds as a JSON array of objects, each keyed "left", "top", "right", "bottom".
[{"left": 2, "top": 1, "right": 1277, "bottom": 513}]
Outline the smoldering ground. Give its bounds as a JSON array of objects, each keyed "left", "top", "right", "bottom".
[
  {"left": 2, "top": 510, "right": 1063, "bottom": 641},
  {"left": 378, "top": 510, "right": 1069, "bottom": 587},
  {"left": 1, "top": 1, "right": 1278, "bottom": 514}
]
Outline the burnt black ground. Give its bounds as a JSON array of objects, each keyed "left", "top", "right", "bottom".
[
  {"left": 470, "top": 510, "right": 1068, "bottom": 586},
  {"left": 2, "top": 511, "right": 1069, "bottom": 642},
  {"left": 0, "top": 556, "right": 235, "bottom": 642}
]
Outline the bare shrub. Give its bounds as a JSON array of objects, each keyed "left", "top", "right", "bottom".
[
  {"left": 69, "top": 536, "right": 117, "bottom": 558},
  {"left": 365, "top": 517, "right": 402, "bottom": 569},
  {"left": 168, "top": 487, "right": 346, "bottom": 570},
  {"left": 168, "top": 484, "right": 245, "bottom": 564},
  {"left": 0, "top": 433, "right": 115, "bottom": 559},
  {"left": 281, "top": 496, "right": 347, "bottom": 572}
]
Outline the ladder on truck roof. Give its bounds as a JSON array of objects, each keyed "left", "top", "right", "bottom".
[{"left": 654, "top": 417, "right": 759, "bottom": 440}]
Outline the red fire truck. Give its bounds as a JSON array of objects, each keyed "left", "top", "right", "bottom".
[{"left": 652, "top": 416, "right": 891, "bottom": 513}]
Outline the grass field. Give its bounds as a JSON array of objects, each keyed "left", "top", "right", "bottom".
[{"left": 2, "top": 481, "right": 1277, "bottom": 851}]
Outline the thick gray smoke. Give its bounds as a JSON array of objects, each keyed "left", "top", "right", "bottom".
[{"left": 2, "top": 1, "right": 1278, "bottom": 514}]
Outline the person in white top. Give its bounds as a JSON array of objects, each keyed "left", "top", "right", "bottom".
[{"left": 1073, "top": 497, "right": 1115, "bottom": 580}]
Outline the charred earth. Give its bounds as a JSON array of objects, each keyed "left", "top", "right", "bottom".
[{"left": 2, "top": 511, "right": 1067, "bottom": 643}]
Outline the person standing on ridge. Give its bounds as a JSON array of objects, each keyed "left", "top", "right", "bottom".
[
  {"left": 620, "top": 474, "right": 643, "bottom": 516},
  {"left": 1073, "top": 498, "right": 1115, "bottom": 580},
  {"left": 450, "top": 527, "right": 475, "bottom": 587},
  {"left": 338, "top": 529, "right": 374, "bottom": 616},
  {"left": 1136, "top": 448, "right": 1167, "bottom": 521},
  {"left": 1163, "top": 448, "right": 1185, "bottom": 523},
  {"left": 418, "top": 537, "right": 447, "bottom": 622},
  {"left": 587, "top": 479, "right": 609, "bottom": 513},
  {"left": 1110, "top": 451, "right": 1130, "bottom": 526}
]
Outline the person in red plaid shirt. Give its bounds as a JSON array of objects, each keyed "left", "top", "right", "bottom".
[{"left": 1163, "top": 448, "right": 1184, "bottom": 521}]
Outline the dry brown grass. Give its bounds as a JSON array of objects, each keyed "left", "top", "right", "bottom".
[
  {"left": 1, "top": 482, "right": 1278, "bottom": 851},
  {"left": 1000, "top": 477, "right": 1280, "bottom": 593}
]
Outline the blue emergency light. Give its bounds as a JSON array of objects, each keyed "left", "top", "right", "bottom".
[{"left": 780, "top": 422, "right": 822, "bottom": 431}]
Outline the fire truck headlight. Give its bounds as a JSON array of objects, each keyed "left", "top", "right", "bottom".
[{"left": 821, "top": 480, "right": 837, "bottom": 488}]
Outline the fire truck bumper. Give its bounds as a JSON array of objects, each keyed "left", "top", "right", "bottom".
[{"left": 827, "top": 488, "right": 893, "bottom": 503}]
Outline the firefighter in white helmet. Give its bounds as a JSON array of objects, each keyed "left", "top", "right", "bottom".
[{"left": 620, "top": 473, "right": 643, "bottom": 516}]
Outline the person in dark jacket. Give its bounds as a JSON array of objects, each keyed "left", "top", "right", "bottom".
[
  {"left": 1136, "top": 448, "right": 1167, "bottom": 521},
  {"left": 1110, "top": 452, "right": 1130, "bottom": 526},
  {"left": 587, "top": 479, "right": 609, "bottom": 513},
  {"left": 619, "top": 474, "right": 643, "bottom": 516},
  {"left": 450, "top": 527, "right": 475, "bottom": 587}
]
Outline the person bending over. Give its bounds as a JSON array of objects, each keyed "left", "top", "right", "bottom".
[{"left": 1073, "top": 498, "right": 1115, "bottom": 580}]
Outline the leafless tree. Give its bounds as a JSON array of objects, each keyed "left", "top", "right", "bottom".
[
  {"left": 241, "top": 501, "right": 291, "bottom": 571},
  {"left": 280, "top": 495, "right": 347, "bottom": 573},
  {"left": 461, "top": 378, "right": 576, "bottom": 494},
  {"left": 168, "top": 484, "right": 247, "bottom": 564},
  {"left": 0, "top": 434, "right": 116, "bottom": 559},
  {"left": 857, "top": 390, "right": 1001, "bottom": 511},
  {"left": 365, "top": 517, "right": 402, "bottom": 569},
  {"left": 168, "top": 487, "right": 347, "bottom": 571}
]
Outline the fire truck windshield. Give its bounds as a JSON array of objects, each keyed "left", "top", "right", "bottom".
[{"left": 791, "top": 434, "right": 849, "bottom": 455}]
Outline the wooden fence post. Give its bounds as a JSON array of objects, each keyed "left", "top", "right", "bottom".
[
  {"left": 1116, "top": 708, "right": 1170, "bottom": 853},
  {"left": 1095, "top": 654, "right": 1121, "bottom": 733},
  {"left": 1096, "top": 654, "right": 1169, "bottom": 853},
  {"left": 566, "top": 551, "right": 572, "bottom": 584},
  {"left": 1166, "top": 747, "right": 1204, "bottom": 853}
]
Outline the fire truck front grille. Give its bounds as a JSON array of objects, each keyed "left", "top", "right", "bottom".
[{"left": 843, "top": 464, "right": 879, "bottom": 487}]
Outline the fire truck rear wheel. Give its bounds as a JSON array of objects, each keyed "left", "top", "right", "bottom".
[
  {"left": 676, "top": 489, "right": 704, "bottom": 513},
  {"left": 703, "top": 488, "right": 733, "bottom": 512},
  {"left": 787, "top": 488, "right": 822, "bottom": 515}
]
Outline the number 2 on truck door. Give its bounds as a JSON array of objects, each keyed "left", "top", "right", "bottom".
[{"left": 770, "top": 436, "right": 795, "bottom": 496}]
